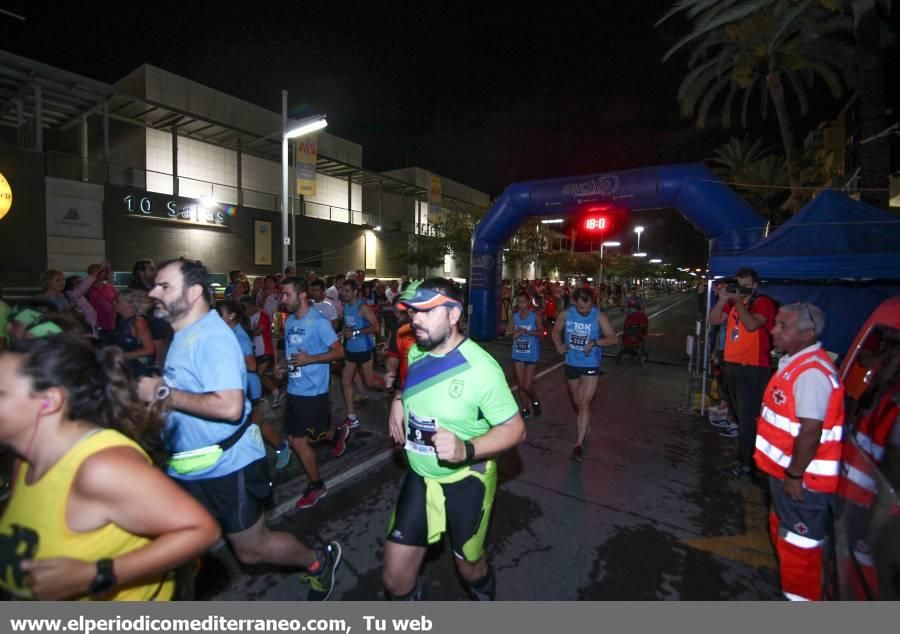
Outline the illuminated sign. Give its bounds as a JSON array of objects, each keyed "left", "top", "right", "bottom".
[
  {"left": 583, "top": 216, "right": 607, "bottom": 232},
  {"left": 122, "top": 191, "right": 230, "bottom": 228},
  {"left": 0, "top": 171, "right": 12, "bottom": 221}
]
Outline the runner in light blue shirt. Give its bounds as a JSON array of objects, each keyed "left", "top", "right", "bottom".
[{"left": 137, "top": 258, "right": 342, "bottom": 600}]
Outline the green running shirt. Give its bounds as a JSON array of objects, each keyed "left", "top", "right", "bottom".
[{"left": 402, "top": 338, "right": 519, "bottom": 479}]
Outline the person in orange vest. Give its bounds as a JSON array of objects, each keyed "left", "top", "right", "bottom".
[
  {"left": 754, "top": 302, "right": 844, "bottom": 601},
  {"left": 709, "top": 268, "right": 777, "bottom": 478}
]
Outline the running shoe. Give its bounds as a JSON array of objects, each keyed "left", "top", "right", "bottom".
[
  {"left": 295, "top": 483, "right": 328, "bottom": 509},
  {"left": 333, "top": 424, "right": 350, "bottom": 457},
  {"left": 275, "top": 440, "right": 291, "bottom": 470},
  {"left": 708, "top": 403, "right": 729, "bottom": 417},
  {"left": 345, "top": 416, "right": 360, "bottom": 430},
  {"left": 302, "top": 542, "right": 342, "bottom": 601},
  {"left": 709, "top": 418, "right": 735, "bottom": 428},
  {"left": 270, "top": 391, "right": 283, "bottom": 409},
  {"left": 570, "top": 445, "right": 584, "bottom": 463},
  {"left": 531, "top": 401, "right": 542, "bottom": 417},
  {"left": 719, "top": 426, "right": 739, "bottom": 438}
]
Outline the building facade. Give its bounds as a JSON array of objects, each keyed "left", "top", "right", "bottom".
[{"left": 0, "top": 51, "right": 489, "bottom": 290}]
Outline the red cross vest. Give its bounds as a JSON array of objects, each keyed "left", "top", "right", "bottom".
[
  {"left": 854, "top": 382, "right": 899, "bottom": 463},
  {"left": 754, "top": 346, "right": 844, "bottom": 493}
]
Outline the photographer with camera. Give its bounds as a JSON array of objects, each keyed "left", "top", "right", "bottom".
[{"left": 710, "top": 268, "right": 777, "bottom": 478}]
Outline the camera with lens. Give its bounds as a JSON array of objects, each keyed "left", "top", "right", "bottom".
[{"left": 721, "top": 279, "right": 753, "bottom": 296}]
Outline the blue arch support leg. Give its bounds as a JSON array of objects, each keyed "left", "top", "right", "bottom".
[{"left": 468, "top": 163, "right": 767, "bottom": 340}]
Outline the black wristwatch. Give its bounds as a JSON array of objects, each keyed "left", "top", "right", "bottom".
[
  {"left": 463, "top": 440, "right": 476, "bottom": 463},
  {"left": 89, "top": 558, "right": 116, "bottom": 596}
]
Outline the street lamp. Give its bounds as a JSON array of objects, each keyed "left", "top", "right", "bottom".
[
  {"left": 282, "top": 89, "right": 328, "bottom": 271},
  {"left": 649, "top": 258, "right": 662, "bottom": 264},
  {"left": 599, "top": 240, "right": 620, "bottom": 283},
  {"left": 633, "top": 225, "right": 645, "bottom": 253}
]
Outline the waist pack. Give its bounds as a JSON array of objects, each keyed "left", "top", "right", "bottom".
[{"left": 168, "top": 419, "right": 252, "bottom": 475}]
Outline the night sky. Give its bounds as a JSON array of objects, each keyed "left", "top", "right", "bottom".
[{"left": 5, "top": 0, "right": 866, "bottom": 266}]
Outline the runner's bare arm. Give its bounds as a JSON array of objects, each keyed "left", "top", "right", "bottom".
[
  {"left": 551, "top": 316, "right": 566, "bottom": 353},
  {"left": 139, "top": 376, "right": 246, "bottom": 422},
  {"left": 596, "top": 313, "right": 620, "bottom": 346},
  {"left": 21, "top": 446, "right": 220, "bottom": 600}
]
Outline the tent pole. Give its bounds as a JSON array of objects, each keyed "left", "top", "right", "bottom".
[{"left": 700, "top": 277, "right": 713, "bottom": 417}]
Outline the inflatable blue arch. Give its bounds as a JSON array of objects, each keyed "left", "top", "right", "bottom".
[{"left": 468, "top": 163, "right": 768, "bottom": 339}]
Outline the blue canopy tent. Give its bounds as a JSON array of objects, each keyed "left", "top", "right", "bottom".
[{"left": 708, "top": 191, "right": 900, "bottom": 355}]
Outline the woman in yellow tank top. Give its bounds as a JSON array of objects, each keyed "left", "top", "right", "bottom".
[{"left": 0, "top": 335, "right": 220, "bottom": 600}]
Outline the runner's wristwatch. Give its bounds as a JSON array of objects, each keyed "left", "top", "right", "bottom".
[
  {"left": 464, "top": 441, "right": 476, "bottom": 463},
  {"left": 89, "top": 558, "right": 116, "bottom": 596}
]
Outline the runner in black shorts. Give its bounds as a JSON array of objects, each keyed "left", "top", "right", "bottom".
[
  {"left": 138, "top": 258, "right": 341, "bottom": 600},
  {"left": 344, "top": 349, "right": 373, "bottom": 365},
  {"left": 551, "top": 288, "right": 618, "bottom": 462},
  {"left": 280, "top": 278, "right": 350, "bottom": 510},
  {"left": 286, "top": 393, "right": 332, "bottom": 441},
  {"left": 388, "top": 463, "right": 492, "bottom": 558}
]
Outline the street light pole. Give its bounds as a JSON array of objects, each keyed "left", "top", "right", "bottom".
[
  {"left": 281, "top": 90, "right": 289, "bottom": 272},
  {"left": 634, "top": 225, "right": 645, "bottom": 253},
  {"left": 280, "top": 93, "right": 327, "bottom": 272},
  {"left": 599, "top": 241, "right": 620, "bottom": 284}
]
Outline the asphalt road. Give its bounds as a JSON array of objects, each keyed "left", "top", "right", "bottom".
[{"left": 197, "top": 291, "right": 781, "bottom": 600}]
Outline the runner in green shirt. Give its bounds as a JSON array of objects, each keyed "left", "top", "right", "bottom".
[{"left": 384, "top": 278, "right": 525, "bottom": 601}]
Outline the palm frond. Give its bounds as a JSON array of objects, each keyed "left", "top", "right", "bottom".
[{"left": 784, "top": 70, "right": 810, "bottom": 115}]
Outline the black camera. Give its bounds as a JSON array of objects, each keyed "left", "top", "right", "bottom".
[{"left": 726, "top": 283, "right": 738, "bottom": 294}]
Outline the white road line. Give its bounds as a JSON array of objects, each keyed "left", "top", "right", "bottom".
[{"left": 267, "top": 448, "right": 394, "bottom": 522}]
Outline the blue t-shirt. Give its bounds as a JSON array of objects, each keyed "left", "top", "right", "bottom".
[
  {"left": 231, "top": 324, "right": 262, "bottom": 401},
  {"left": 343, "top": 300, "right": 374, "bottom": 352},
  {"left": 511, "top": 311, "right": 540, "bottom": 363},
  {"left": 564, "top": 305, "right": 603, "bottom": 368},
  {"left": 163, "top": 310, "right": 262, "bottom": 480},
  {"left": 285, "top": 309, "right": 339, "bottom": 397}
]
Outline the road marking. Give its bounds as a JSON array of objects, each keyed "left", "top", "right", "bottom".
[
  {"left": 680, "top": 482, "right": 775, "bottom": 569},
  {"left": 267, "top": 448, "right": 394, "bottom": 522}
]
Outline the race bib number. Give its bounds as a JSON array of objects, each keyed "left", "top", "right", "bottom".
[
  {"left": 405, "top": 411, "right": 437, "bottom": 456},
  {"left": 515, "top": 336, "right": 532, "bottom": 354},
  {"left": 287, "top": 362, "right": 302, "bottom": 379},
  {"left": 569, "top": 333, "right": 588, "bottom": 349}
]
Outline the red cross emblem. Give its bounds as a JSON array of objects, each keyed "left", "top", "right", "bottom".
[
  {"left": 773, "top": 388, "right": 787, "bottom": 405},
  {"left": 793, "top": 522, "right": 809, "bottom": 535}
]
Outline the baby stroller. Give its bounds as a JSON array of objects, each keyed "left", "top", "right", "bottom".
[{"left": 616, "top": 309, "right": 649, "bottom": 365}]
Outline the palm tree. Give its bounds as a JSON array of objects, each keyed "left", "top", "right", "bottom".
[
  {"left": 659, "top": 1, "right": 855, "bottom": 212},
  {"left": 852, "top": 0, "right": 892, "bottom": 208},
  {"left": 707, "top": 136, "right": 789, "bottom": 223},
  {"left": 706, "top": 136, "right": 773, "bottom": 180},
  {"left": 659, "top": 0, "right": 893, "bottom": 208}
]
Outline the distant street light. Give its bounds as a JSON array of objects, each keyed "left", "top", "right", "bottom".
[
  {"left": 599, "top": 241, "right": 621, "bottom": 283},
  {"left": 633, "top": 252, "right": 647, "bottom": 258},
  {"left": 649, "top": 258, "right": 662, "bottom": 264},
  {"left": 633, "top": 225, "right": 645, "bottom": 253}
]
